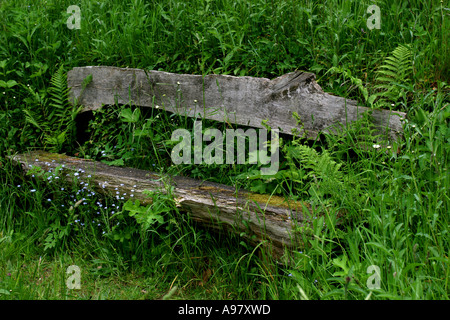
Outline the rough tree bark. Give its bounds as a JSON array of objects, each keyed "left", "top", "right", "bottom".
[{"left": 9, "top": 150, "right": 335, "bottom": 261}]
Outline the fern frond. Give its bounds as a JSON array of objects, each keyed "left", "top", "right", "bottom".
[
  {"left": 372, "top": 44, "right": 413, "bottom": 108},
  {"left": 49, "top": 65, "right": 69, "bottom": 110},
  {"left": 289, "top": 144, "right": 343, "bottom": 182},
  {"left": 22, "top": 65, "right": 77, "bottom": 152}
]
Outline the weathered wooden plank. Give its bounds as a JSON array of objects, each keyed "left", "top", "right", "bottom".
[
  {"left": 9, "top": 150, "right": 328, "bottom": 260},
  {"left": 68, "top": 66, "right": 405, "bottom": 142}
]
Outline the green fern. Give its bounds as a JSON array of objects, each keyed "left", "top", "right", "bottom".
[
  {"left": 371, "top": 44, "right": 413, "bottom": 109},
  {"left": 284, "top": 142, "right": 364, "bottom": 213},
  {"left": 23, "top": 65, "right": 82, "bottom": 152},
  {"left": 48, "top": 65, "right": 70, "bottom": 124},
  {"left": 287, "top": 144, "right": 343, "bottom": 183}
]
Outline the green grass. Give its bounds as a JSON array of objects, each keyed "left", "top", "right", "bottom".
[{"left": 0, "top": 0, "right": 449, "bottom": 300}]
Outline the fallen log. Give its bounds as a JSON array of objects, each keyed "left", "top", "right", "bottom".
[
  {"left": 9, "top": 150, "right": 332, "bottom": 260},
  {"left": 68, "top": 66, "right": 405, "bottom": 142}
]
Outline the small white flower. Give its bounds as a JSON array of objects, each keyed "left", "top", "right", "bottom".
[
  {"left": 30, "top": 189, "right": 36, "bottom": 192},
  {"left": 177, "top": 81, "right": 181, "bottom": 85},
  {"left": 372, "top": 144, "right": 381, "bottom": 149}
]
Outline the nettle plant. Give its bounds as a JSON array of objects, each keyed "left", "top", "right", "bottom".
[{"left": 81, "top": 103, "right": 178, "bottom": 171}]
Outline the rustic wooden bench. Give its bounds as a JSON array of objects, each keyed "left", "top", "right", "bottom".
[
  {"left": 68, "top": 66, "right": 405, "bottom": 142},
  {"left": 9, "top": 67, "right": 406, "bottom": 260},
  {"left": 10, "top": 150, "right": 315, "bottom": 260}
]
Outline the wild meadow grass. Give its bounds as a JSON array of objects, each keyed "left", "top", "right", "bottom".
[{"left": 0, "top": 0, "right": 449, "bottom": 300}]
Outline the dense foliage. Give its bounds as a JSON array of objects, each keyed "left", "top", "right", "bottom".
[{"left": 0, "top": 0, "right": 448, "bottom": 300}]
